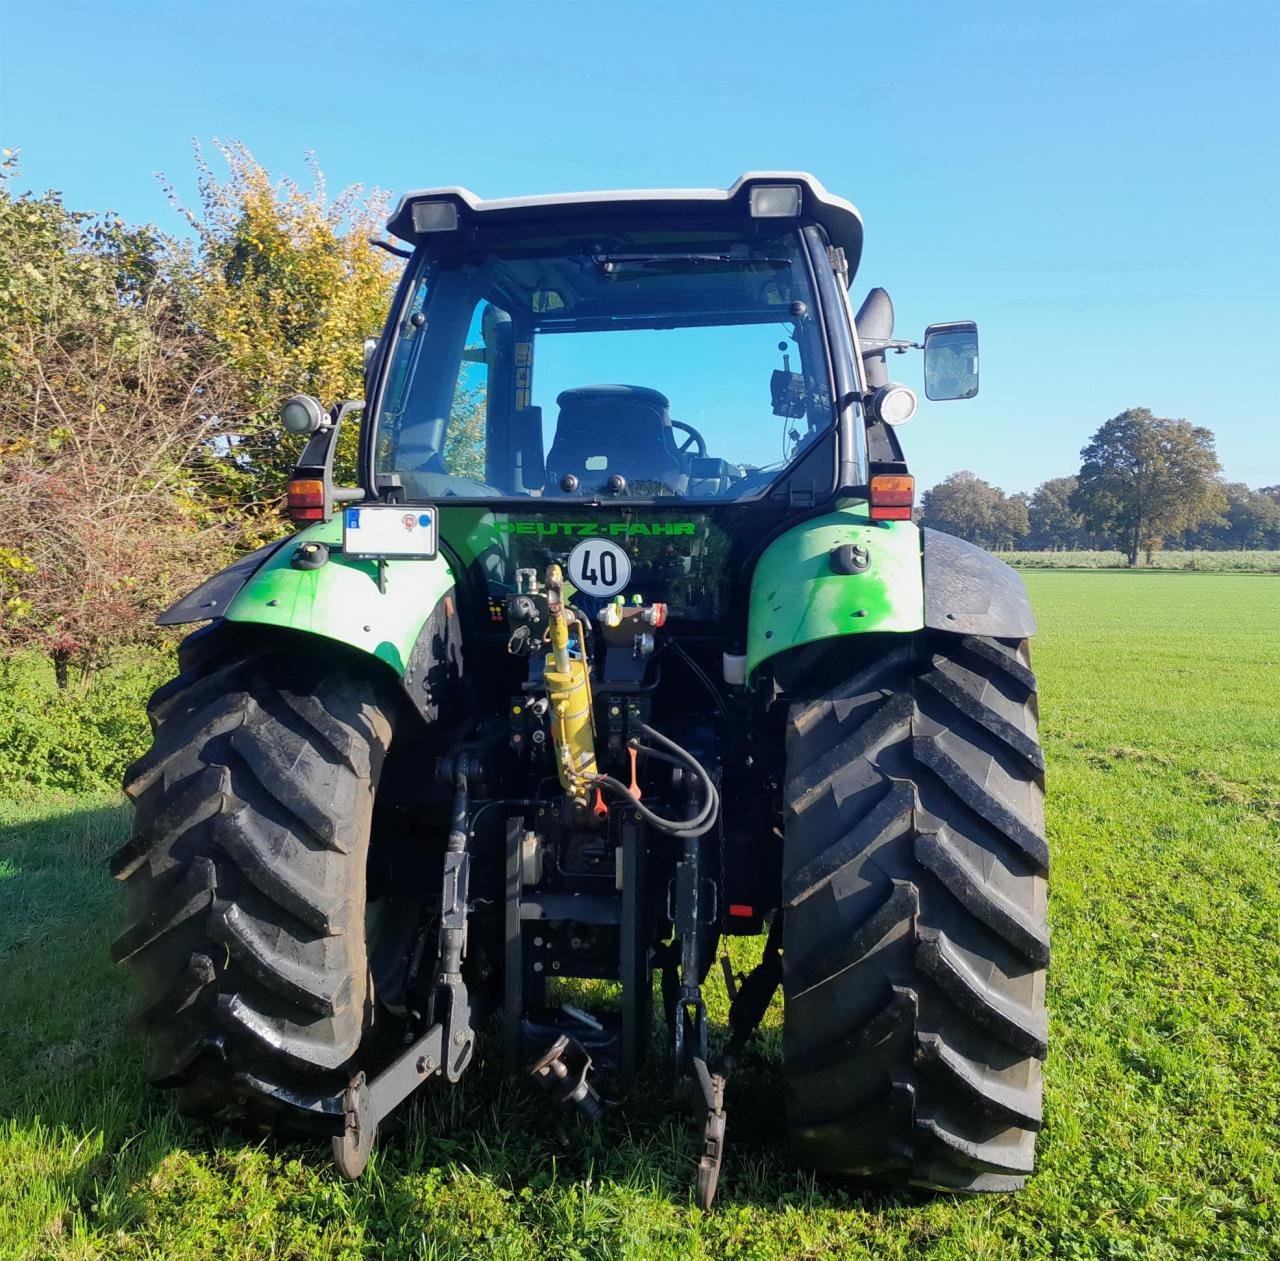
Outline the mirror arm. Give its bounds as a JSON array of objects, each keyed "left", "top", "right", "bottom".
[
  {"left": 860, "top": 339, "right": 921, "bottom": 357},
  {"left": 369, "top": 236, "right": 413, "bottom": 260}
]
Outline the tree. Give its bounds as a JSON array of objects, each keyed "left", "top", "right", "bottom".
[
  {"left": 998, "top": 492, "right": 1032, "bottom": 550},
  {"left": 1181, "top": 482, "right": 1280, "bottom": 550},
  {"left": 1027, "top": 475, "right": 1086, "bottom": 549},
  {"left": 444, "top": 382, "right": 488, "bottom": 481},
  {"left": 1072, "top": 408, "right": 1225, "bottom": 566},
  {"left": 0, "top": 152, "right": 244, "bottom": 682},
  {"left": 165, "top": 141, "right": 400, "bottom": 503},
  {"left": 918, "top": 471, "right": 1029, "bottom": 549}
]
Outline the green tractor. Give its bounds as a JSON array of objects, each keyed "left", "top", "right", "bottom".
[{"left": 111, "top": 174, "right": 1047, "bottom": 1206}]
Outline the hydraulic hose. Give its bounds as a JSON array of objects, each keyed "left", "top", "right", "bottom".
[{"left": 590, "top": 722, "right": 720, "bottom": 838}]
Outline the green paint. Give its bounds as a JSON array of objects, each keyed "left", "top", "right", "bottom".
[
  {"left": 746, "top": 504, "right": 924, "bottom": 677},
  {"left": 494, "top": 520, "right": 697, "bottom": 538},
  {"left": 224, "top": 519, "right": 456, "bottom": 676}
]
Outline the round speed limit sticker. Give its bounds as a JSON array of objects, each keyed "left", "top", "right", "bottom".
[{"left": 566, "top": 538, "right": 631, "bottom": 597}]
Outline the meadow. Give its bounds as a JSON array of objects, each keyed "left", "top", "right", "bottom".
[{"left": 1, "top": 571, "right": 1277, "bottom": 1260}]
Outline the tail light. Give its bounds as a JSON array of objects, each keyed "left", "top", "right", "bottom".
[
  {"left": 287, "top": 478, "right": 326, "bottom": 523},
  {"left": 869, "top": 473, "right": 914, "bottom": 521}
]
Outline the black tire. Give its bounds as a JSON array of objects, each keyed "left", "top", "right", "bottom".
[
  {"left": 780, "top": 634, "right": 1048, "bottom": 1191},
  {"left": 110, "top": 629, "right": 397, "bottom": 1133}
]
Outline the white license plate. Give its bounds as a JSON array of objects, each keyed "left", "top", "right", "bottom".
[{"left": 343, "top": 505, "right": 438, "bottom": 559}]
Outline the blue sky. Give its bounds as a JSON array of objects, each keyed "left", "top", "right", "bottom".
[{"left": 2, "top": 0, "right": 1277, "bottom": 492}]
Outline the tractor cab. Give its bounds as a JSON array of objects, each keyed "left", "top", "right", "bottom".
[{"left": 366, "top": 202, "right": 843, "bottom": 505}]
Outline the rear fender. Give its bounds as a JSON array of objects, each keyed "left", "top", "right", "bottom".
[
  {"left": 746, "top": 505, "right": 924, "bottom": 679},
  {"left": 157, "top": 519, "right": 460, "bottom": 719},
  {"left": 921, "top": 528, "right": 1036, "bottom": 638},
  {"left": 745, "top": 511, "right": 1036, "bottom": 680}
]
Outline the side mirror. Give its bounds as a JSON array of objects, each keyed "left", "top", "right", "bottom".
[
  {"left": 923, "top": 321, "right": 979, "bottom": 400},
  {"left": 363, "top": 337, "right": 380, "bottom": 394}
]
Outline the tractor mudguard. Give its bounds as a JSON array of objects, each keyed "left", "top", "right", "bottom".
[
  {"left": 156, "top": 538, "right": 292, "bottom": 626},
  {"left": 157, "top": 518, "right": 458, "bottom": 688},
  {"left": 746, "top": 504, "right": 924, "bottom": 678},
  {"left": 921, "top": 527, "right": 1037, "bottom": 639}
]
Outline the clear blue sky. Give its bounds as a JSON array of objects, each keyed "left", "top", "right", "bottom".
[{"left": 2, "top": 0, "right": 1277, "bottom": 492}]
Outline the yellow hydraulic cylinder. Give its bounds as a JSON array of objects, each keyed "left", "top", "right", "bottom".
[{"left": 543, "top": 564, "right": 599, "bottom": 806}]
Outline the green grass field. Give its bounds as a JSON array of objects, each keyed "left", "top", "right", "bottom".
[{"left": 2, "top": 572, "right": 1278, "bottom": 1260}]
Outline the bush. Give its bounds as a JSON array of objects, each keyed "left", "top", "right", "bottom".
[
  {"left": 0, "top": 648, "right": 172, "bottom": 794},
  {"left": 1005, "top": 549, "right": 1280, "bottom": 572}
]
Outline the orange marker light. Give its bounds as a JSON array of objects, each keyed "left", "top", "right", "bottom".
[
  {"left": 869, "top": 473, "right": 914, "bottom": 521},
  {"left": 287, "top": 478, "right": 326, "bottom": 523}
]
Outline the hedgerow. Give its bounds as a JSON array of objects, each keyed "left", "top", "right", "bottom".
[
  {"left": 1003, "top": 549, "right": 1280, "bottom": 572},
  {"left": 0, "top": 649, "right": 173, "bottom": 794}
]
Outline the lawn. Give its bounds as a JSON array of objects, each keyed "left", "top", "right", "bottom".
[{"left": 1, "top": 572, "right": 1277, "bottom": 1259}]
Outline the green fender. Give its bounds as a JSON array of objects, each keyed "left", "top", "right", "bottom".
[
  {"left": 746, "top": 503, "right": 924, "bottom": 678},
  {"left": 223, "top": 518, "right": 457, "bottom": 676}
]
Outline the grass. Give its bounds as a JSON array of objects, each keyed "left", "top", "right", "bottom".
[
  {"left": 1004, "top": 549, "right": 1280, "bottom": 572},
  {"left": 2, "top": 571, "right": 1278, "bottom": 1259}
]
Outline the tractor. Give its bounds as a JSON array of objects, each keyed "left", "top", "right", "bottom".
[{"left": 111, "top": 174, "right": 1047, "bottom": 1206}]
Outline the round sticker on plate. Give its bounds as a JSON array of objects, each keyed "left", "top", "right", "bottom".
[{"left": 566, "top": 538, "right": 631, "bottom": 597}]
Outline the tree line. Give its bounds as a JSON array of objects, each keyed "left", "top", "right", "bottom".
[{"left": 919, "top": 413, "right": 1280, "bottom": 565}]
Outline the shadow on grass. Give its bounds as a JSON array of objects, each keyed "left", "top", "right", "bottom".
[
  {"left": 0, "top": 796, "right": 192, "bottom": 1247},
  {"left": 0, "top": 796, "right": 919, "bottom": 1256}
]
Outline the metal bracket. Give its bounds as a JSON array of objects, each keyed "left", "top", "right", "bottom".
[
  {"left": 693, "top": 1056, "right": 727, "bottom": 1210},
  {"left": 331, "top": 1021, "right": 446, "bottom": 1177},
  {"left": 426, "top": 757, "right": 476, "bottom": 1082},
  {"left": 527, "top": 1034, "right": 609, "bottom": 1121},
  {"left": 330, "top": 753, "right": 485, "bottom": 1179}
]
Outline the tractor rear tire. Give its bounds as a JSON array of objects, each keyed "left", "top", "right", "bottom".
[
  {"left": 110, "top": 629, "right": 397, "bottom": 1133},
  {"left": 781, "top": 634, "right": 1048, "bottom": 1191}
]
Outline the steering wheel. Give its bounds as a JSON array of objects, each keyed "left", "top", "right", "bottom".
[{"left": 671, "top": 419, "right": 707, "bottom": 459}]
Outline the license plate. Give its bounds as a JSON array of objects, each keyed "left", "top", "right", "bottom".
[{"left": 343, "top": 505, "right": 438, "bottom": 559}]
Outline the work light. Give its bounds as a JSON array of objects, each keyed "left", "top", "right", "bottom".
[
  {"left": 749, "top": 184, "right": 802, "bottom": 218},
  {"left": 280, "top": 394, "right": 327, "bottom": 435},
  {"left": 411, "top": 200, "right": 460, "bottom": 233},
  {"left": 869, "top": 383, "right": 918, "bottom": 426}
]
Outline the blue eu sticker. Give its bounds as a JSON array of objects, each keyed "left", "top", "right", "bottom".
[
  {"left": 418, "top": 513, "right": 432, "bottom": 527},
  {"left": 346, "top": 509, "right": 360, "bottom": 528}
]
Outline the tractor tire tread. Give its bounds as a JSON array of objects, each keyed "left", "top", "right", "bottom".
[
  {"left": 111, "top": 636, "right": 393, "bottom": 1130},
  {"left": 781, "top": 633, "right": 1048, "bottom": 1191}
]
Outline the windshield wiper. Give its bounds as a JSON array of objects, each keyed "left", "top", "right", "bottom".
[{"left": 595, "top": 254, "right": 792, "bottom": 276}]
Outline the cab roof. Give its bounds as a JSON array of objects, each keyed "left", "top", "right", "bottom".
[{"left": 385, "top": 172, "right": 863, "bottom": 277}]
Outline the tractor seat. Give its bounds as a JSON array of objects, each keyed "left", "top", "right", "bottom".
[{"left": 545, "top": 385, "right": 688, "bottom": 494}]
